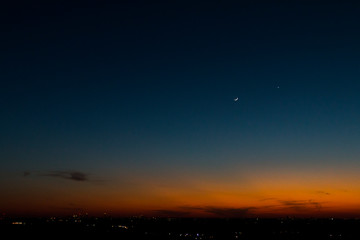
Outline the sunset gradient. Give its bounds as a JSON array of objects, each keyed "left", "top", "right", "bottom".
[{"left": 1, "top": 1, "right": 360, "bottom": 218}]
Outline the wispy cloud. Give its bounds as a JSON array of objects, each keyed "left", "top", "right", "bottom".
[
  {"left": 154, "top": 210, "right": 191, "bottom": 217},
  {"left": 179, "top": 205, "right": 256, "bottom": 217},
  {"left": 38, "top": 171, "right": 88, "bottom": 181},
  {"left": 316, "top": 191, "right": 330, "bottom": 196},
  {"left": 202, "top": 206, "right": 256, "bottom": 217},
  {"left": 159, "top": 200, "right": 325, "bottom": 217},
  {"left": 23, "top": 170, "right": 103, "bottom": 183},
  {"left": 279, "top": 200, "right": 322, "bottom": 211},
  {"left": 259, "top": 197, "right": 277, "bottom": 202}
]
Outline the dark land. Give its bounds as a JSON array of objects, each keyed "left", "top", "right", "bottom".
[{"left": 1, "top": 215, "right": 360, "bottom": 240}]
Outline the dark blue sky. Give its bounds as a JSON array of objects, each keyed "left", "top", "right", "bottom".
[{"left": 1, "top": 1, "right": 360, "bottom": 217}]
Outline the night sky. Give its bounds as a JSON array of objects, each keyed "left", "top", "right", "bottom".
[{"left": 1, "top": 1, "right": 360, "bottom": 218}]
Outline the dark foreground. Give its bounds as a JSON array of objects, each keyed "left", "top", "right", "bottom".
[{"left": 1, "top": 216, "right": 360, "bottom": 239}]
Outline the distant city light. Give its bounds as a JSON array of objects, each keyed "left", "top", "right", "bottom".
[{"left": 12, "top": 222, "right": 24, "bottom": 225}]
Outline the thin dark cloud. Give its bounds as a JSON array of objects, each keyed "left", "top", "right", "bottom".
[
  {"left": 259, "top": 197, "right": 277, "bottom": 202},
  {"left": 202, "top": 206, "right": 255, "bottom": 217},
  {"left": 180, "top": 206, "right": 256, "bottom": 218},
  {"left": 154, "top": 210, "right": 191, "bottom": 217},
  {"left": 279, "top": 200, "right": 322, "bottom": 211},
  {"left": 156, "top": 200, "right": 325, "bottom": 218},
  {"left": 23, "top": 170, "right": 104, "bottom": 183},
  {"left": 316, "top": 191, "right": 330, "bottom": 196},
  {"left": 39, "top": 171, "right": 89, "bottom": 181},
  {"left": 180, "top": 206, "right": 204, "bottom": 211}
]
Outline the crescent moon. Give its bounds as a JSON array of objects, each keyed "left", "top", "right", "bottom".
[{"left": 234, "top": 97, "right": 238, "bottom": 102}]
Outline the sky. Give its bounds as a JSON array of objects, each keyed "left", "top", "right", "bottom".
[{"left": 1, "top": 1, "right": 360, "bottom": 218}]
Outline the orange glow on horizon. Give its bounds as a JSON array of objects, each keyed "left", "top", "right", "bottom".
[{"left": 2, "top": 166, "right": 360, "bottom": 218}]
